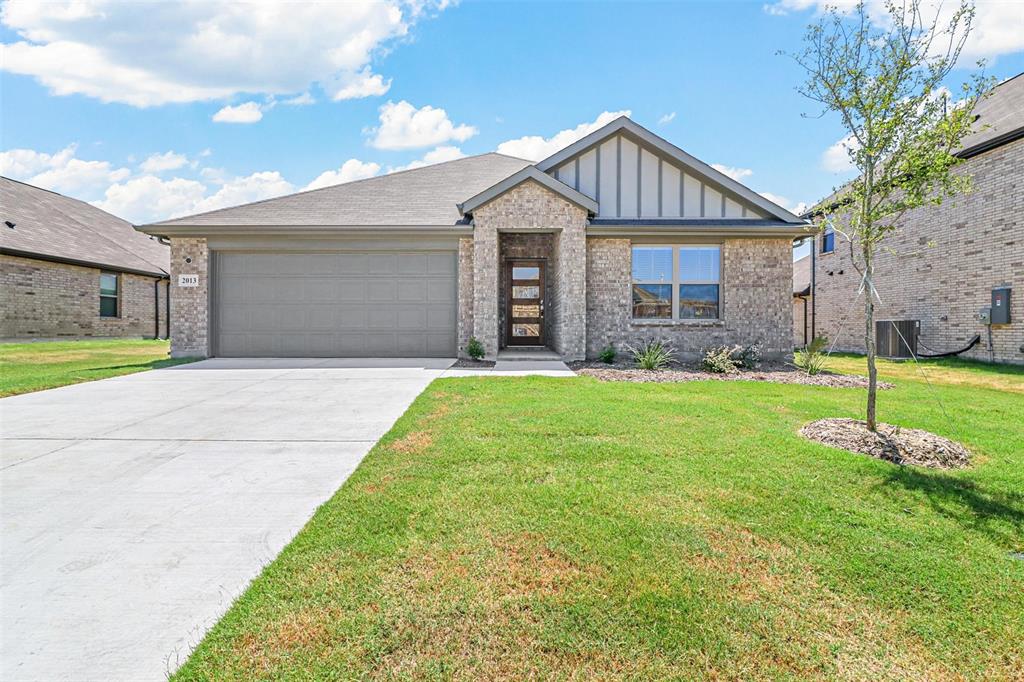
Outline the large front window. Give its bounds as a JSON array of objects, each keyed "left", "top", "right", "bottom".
[{"left": 632, "top": 245, "right": 720, "bottom": 320}]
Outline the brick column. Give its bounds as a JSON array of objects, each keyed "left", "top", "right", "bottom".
[
  {"left": 552, "top": 222, "right": 587, "bottom": 360},
  {"left": 457, "top": 237, "right": 475, "bottom": 357},
  {"left": 472, "top": 223, "right": 499, "bottom": 360},
  {"left": 169, "top": 237, "right": 209, "bottom": 358}
]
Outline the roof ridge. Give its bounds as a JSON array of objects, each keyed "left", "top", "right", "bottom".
[{"left": 145, "top": 153, "right": 529, "bottom": 227}]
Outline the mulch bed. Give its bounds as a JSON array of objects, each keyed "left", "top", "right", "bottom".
[
  {"left": 451, "top": 358, "right": 496, "bottom": 369},
  {"left": 569, "top": 362, "right": 893, "bottom": 389},
  {"left": 800, "top": 418, "right": 971, "bottom": 469}
]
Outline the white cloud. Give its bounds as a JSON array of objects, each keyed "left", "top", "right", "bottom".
[
  {"left": 0, "top": 0, "right": 450, "bottom": 107},
  {"left": 0, "top": 144, "right": 129, "bottom": 196},
  {"left": 367, "top": 100, "right": 477, "bottom": 150},
  {"left": 140, "top": 151, "right": 189, "bottom": 173},
  {"left": 821, "top": 133, "right": 860, "bottom": 173},
  {"left": 97, "top": 176, "right": 208, "bottom": 223},
  {"left": 711, "top": 164, "right": 753, "bottom": 182},
  {"left": 191, "top": 171, "right": 294, "bottom": 214},
  {"left": 496, "top": 110, "right": 631, "bottom": 162},
  {"left": 762, "top": 0, "right": 1024, "bottom": 61},
  {"left": 303, "top": 159, "right": 382, "bottom": 190},
  {"left": 658, "top": 112, "right": 677, "bottom": 125},
  {"left": 388, "top": 145, "right": 466, "bottom": 173},
  {"left": 329, "top": 69, "right": 391, "bottom": 101},
  {"left": 213, "top": 101, "right": 264, "bottom": 124},
  {"left": 282, "top": 92, "right": 316, "bottom": 106},
  {"left": 759, "top": 191, "right": 809, "bottom": 215}
]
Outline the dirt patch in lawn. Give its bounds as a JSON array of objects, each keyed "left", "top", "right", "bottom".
[
  {"left": 571, "top": 362, "right": 893, "bottom": 389},
  {"left": 800, "top": 418, "right": 970, "bottom": 469},
  {"left": 388, "top": 430, "right": 433, "bottom": 455}
]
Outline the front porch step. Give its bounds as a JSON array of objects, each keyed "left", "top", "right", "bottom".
[{"left": 497, "top": 347, "right": 562, "bottom": 361}]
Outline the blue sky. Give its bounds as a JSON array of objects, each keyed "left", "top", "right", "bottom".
[{"left": 2, "top": 0, "right": 1022, "bottom": 228}]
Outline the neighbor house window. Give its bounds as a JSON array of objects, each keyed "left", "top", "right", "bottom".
[
  {"left": 821, "top": 222, "right": 835, "bottom": 254},
  {"left": 100, "top": 272, "right": 119, "bottom": 318},
  {"left": 632, "top": 245, "right": 720, "bottom": 320}
]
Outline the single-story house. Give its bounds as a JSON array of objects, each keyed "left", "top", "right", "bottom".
[
  {"left": 1, "top": 177, "right": 170, "bottom": 340},
  {"left": 138, "top": 116, "right": 807, "bottom": 360},
  {"left": 803, "top": 73, "right": 1023, "bottom": 364}
]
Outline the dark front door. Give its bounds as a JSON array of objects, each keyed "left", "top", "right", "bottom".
[{"left": 506, "top": 260, "right": 544, "bottom": 346}]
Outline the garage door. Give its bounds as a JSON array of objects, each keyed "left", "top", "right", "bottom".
[{"left": 213, "top": 251, "right": 457, "bottom": 357}]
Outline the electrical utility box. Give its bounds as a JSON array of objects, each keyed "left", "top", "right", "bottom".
[{"left": 991, "top": 287, "right": 1011, "bottom": 324}]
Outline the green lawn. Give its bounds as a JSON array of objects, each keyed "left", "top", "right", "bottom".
[
  {"left": 0, "top": 339, "right": 194, "bottom": 397},
  {"left": 174, "top": 356, "right": 1024, "bottom": 681}
]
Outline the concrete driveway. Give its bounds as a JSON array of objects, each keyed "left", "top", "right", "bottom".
[{"left": 0, "top": 358, "right": 452, "bottom": 681}]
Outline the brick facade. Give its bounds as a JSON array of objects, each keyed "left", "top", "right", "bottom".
[
  {"left": 586, "top": 238, "right": 793, "bottom": 360},
  {"left": 457, "top": 237, "right": 474, "bottom": 356},
  {"left": 1, "top": 254, "right": 168, "bottom": 340},
  {"left": 470, "top": 179, "right": 589, "bottom": 360},
  {"left": 811, "top": 137, "right": 1023, "bottom": 364},
  {"left": 169, "top": 237, "right": 209, "bottom": 358}
]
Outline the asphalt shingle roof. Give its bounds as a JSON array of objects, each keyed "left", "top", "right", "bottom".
[
  {"left": 148, "top": 153, "right": 533, "bottom": 228},
  {"left": 1, "top": 177, "right": 169, "bottom": 276}
]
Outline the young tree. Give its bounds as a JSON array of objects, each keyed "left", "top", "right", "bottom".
[{"left": 788, "top": 0, "right": 989, "bottom": 431}]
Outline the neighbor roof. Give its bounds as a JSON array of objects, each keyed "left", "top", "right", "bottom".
[
  {"left": 1, "top": 177, "right": 169, "bottom": 277},
  {"left": 146, "top": 153, "right": 532, "bottom": 230},
  {"left": 804, "top": 72, "right": 1024, "bottom": 217}
]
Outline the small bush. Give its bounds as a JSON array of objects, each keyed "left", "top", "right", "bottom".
[
  {"left": 598, "top": 344, "right": 617, "bottom": 364},
  {"left": 627, "top": 339, "right": 676, "bottom": 370},
  {"left": 702, "top": 345, "right": 742, "bottom": 374},
  {"left": 795, "top": 335, "right": 829, "bottom": 375},
  {"left": 737, "top": 342, "right": 763, "bottom": 369},
  {"left": 466, "top": 336, "right": 485, "bottom": 361}
]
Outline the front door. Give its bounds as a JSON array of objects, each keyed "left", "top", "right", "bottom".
[{"left": 506, "top": 260, "right": 544, "bottom": 346}]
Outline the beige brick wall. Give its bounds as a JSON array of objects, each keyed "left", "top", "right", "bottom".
[
  {"left": 457, "top": 237, "right": 474, "bottom": 356},
  {"left": 470, "top": 179, "right": 589, "bottom": 360},
  {"left": 793, "top": 295, "right": 811, "bottom": 347},
  {"left": 169, "top": 237, "right": 209, "bottom": 358},
  {"left": 1, "top": 254, "right": 167, "bottom": 340},
  {"left": 585, "top": 237, "right": 793, "bottom": 360},
  {"left": 811, "top": 137, "right": 1023, "bottom": 364}
]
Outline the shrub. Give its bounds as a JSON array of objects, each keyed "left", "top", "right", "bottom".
[
  {"left": 598, "top": 344, "right": 617, "bottom": 364},
  {"left": 466, "top": 336, "right": 485, "bottom": 361},
  {"left": 795, "top": 335, "right": 829, "bottom": 375},
  {"left": 627, "top": 339, "right": 676, "bottom": 370},
  {"left": 737, "top": 342, "right": 763, "bottom": 369},
  {"left": 702, "top": 345, "right": 742, "bottom": 374}
]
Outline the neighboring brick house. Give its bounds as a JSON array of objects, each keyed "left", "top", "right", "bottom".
[
  {"left": 1, "top": 177, "right": 170, "bottom": 340},
  {"left": 793, "top": 254, "right": 812, "bottom": 347},
  {"left": 138, "top": 116, "right": 806, "bottom": 360},
  {"left": 804, "top": 74, "right": 1023, "bottom": 364}
]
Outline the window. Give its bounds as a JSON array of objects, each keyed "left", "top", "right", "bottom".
[
  {"left": 821, "top": 222, "right": 835, "bottom": 254},
  {"left": 632, "top": 245, "right": 720, "bottom": 320},
  {"left": 99, "top": 272, "right": 119, "bottom": 318}
]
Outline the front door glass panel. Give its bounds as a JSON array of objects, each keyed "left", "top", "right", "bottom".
[{"left": 507, "top": 260, "right": 544, "bottom": 346}]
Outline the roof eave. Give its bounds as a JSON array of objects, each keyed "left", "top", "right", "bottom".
[
  {"left": 134, "top": 224, "right": 475, "bottom": 238},
  {"left": 0, "top": 246, "right": 169, "bottom": 278}
]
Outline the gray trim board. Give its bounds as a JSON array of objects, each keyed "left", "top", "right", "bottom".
[
  {"left": 616, "top": 136, "right": 621, "bottom": 217},
  {"left": 457, "top": 166, "right": 598, "bottom": 216}
]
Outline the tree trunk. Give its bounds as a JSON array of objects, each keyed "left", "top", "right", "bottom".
[{"left": 863, "top": 248, "right": 878, "bottom": 431}]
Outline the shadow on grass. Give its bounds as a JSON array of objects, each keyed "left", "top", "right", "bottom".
[
  {"left": 80, "top": 357, "right": 197, "bottom": 374},
  {"left": 882, "top": 467, "right": 1024, "bottom": 547}
]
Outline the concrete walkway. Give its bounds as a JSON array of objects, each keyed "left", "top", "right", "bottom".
[{"left": 0, "top": 358, "right": 451, "bottom": 681}]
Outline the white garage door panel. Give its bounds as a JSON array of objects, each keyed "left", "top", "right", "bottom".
[{"left": 214, "top": 251, "right": 457, "bottom": 357}]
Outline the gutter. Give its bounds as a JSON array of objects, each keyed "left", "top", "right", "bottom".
[
  {"left": 134, "top": 224, "right": 475, "bottom": 239},
  {"left": 1, "top": 247, "right": 169, "bottom": 279}
]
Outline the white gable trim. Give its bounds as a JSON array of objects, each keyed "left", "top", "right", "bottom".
[{"left": 535, "top": 116, "right": 804, "bottom": 224}]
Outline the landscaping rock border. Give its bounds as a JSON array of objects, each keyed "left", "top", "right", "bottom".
[
  {"left": 800, "top": 418, "right": 970, "bottom": 469},
  {"left": 570, "top": 362, "right": 893, "bottom": 389}
]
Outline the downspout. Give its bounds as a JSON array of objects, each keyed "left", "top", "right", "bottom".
[
  {"left": 810, "top": 234, "right": 816, "bottom": 341},
  {"left": 165, "top": 278, "right": 171, "bottom": 340},
  {"left": 154, "top": 279, "right": 160, "bottom": 339}
]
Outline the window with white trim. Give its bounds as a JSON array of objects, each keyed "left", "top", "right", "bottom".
[{"left": 631, "top": 245, "right": 721, "bottom": 320}]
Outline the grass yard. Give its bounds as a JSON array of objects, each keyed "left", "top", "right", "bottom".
[
  {"left": 0, "top": 339, "right": 193, "bottom": 397},
  {"left": 174, "top": 356, "right": 1024, "bottom": 681}
]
